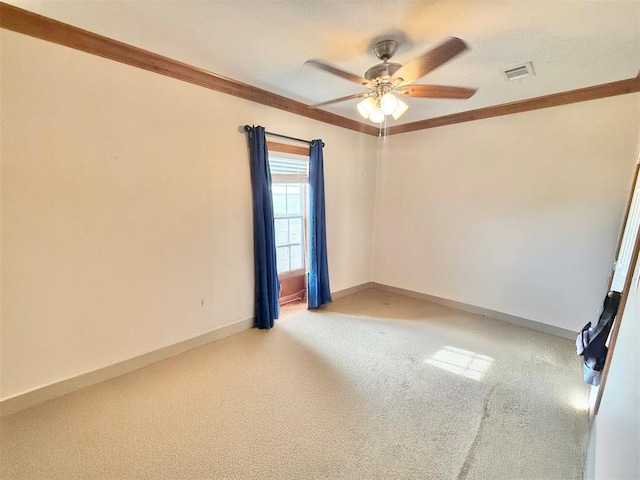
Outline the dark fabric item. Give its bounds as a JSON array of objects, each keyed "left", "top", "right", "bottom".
[
  {"left": 576, "top": 291, "right": 621, "bottom": 386},
  {"left": 308, "top": 140, "right": 332, "bottom": 309},
  {"left": 247, "top": 126, "right": 279, "bottom": 329}
]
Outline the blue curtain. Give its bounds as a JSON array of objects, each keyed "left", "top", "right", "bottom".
[
  {"left": 308, "top": 140, "right": 332, "bottom": 309},
  {"left": 247, "top": 126, "right": 279, "bottom": 329}
]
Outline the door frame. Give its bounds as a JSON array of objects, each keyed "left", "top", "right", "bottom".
[{"left": 592, "top": 160, "right": 640, "bottom": 418}]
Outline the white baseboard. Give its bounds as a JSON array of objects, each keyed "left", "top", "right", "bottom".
[
  {"left": 0, "top": 317, "right": 254, "bottom": 417},
  {"left": 370, "top": 283, "right": 578, "bottom": 340},
  {"left": 331, "top": 282, "right": 375, "bottom": 300},
  {"left": 0, "top": 281, "right": 371, "bottom": 416},
  {"left": 1, "top": 281, "right": 576, "bottom": 416}
]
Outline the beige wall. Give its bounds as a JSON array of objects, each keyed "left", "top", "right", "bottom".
[
  {"left": 373, "top": 95, "right": 640, "bottom": 331},
  {"left": 2, "top": 26, "right": 638, "bottom": 402},
  {"left": 0, "top": 31, "right": 377, "bottom": 400}
]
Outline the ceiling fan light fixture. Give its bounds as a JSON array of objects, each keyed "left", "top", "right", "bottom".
[
  {"left": 368, "top": 107, "right": 385, "bottom": 124},
  {"left": 391, "top": 97, "right": 409, "bottom": 120},
  {"left": 380, "top": 93, "right": 399, "bottom": 115},
  {"left": 356, "top": 97, "right": 376, "bottom": 119},
  {"left": 358, "top": 94, "right": 407, "bottom": 123}
]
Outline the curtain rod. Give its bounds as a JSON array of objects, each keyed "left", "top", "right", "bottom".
[{"left": 243, "top": 125, "right": 313, "bottom": 145}]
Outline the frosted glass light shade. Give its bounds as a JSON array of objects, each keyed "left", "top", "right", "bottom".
[
  {"left": 356, "top": 94, "right": 408, "bottom": 123},
  {"left": 368, "top": 108, "right": 385, "bottom": 124},
  {"left": 380, "top": 93, "right": 399, "bottom": 115},
  {"left": 391, "top": 97, "right": 409, "bottom": 120},
  {"left": 356, "top": 97, "right": 376, "bottom": 119}
]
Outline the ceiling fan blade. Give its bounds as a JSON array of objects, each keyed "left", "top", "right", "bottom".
[
  {"left": 391, "top": 37, "right": 468, "bottom": 85},
  {"left": 398, "top": 84, "right": 477, "bottom": 99},
  {"left": 310, "top": 92, "right": 369, "bottom": 108},
  {"left": 305, "top": 59, "right": 372, "bottom": 87}
]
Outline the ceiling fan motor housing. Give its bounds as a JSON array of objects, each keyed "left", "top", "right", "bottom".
[
  {"left": 365, "top": 62, "right": 402, "bottom": 82},
  {"left": 366, "top": 40, "right": 402, "bottom": 83}
]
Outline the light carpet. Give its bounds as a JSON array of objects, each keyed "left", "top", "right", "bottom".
[{"left": 0, "top": 288, "right": 590, "bottom": 479}]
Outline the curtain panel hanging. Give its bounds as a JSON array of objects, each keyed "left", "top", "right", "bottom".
[
  {"left": 247, "top": 126, "right": 279, "bottom": 329},
  {"left": 308, "top": 140, "right": 332, "bottom": 309}
]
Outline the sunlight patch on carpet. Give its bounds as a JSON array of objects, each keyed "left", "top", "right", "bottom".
[
  {"left": 566, "top": 385, "right": 591, "bottom": 412},
  {"left": 425, "top": 346, "right": 494, "bottom": 381}
]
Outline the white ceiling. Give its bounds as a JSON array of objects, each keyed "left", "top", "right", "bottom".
[{"left": 7, "top": 0, "right": 640, "bottom": 126}]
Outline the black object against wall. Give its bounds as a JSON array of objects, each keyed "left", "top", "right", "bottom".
[{"left": 576, "top": 291, "right": 622, "bottom": 386}]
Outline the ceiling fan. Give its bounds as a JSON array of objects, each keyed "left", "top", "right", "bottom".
[{"left": 305, "top": 37, "right": 476, "bottom": 123}]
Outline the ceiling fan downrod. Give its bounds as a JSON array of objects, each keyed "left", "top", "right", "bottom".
[{"left": 365, "top": 39, "right": 403, "bottom": 83}]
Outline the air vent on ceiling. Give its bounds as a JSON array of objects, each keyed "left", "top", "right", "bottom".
[{"left": 501, "top": 62, "right": 535, "bottom": 81}]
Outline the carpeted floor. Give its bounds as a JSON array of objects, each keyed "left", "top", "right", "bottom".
[{"left": 0, "top": 289, "right": 590, "bottom": 479}]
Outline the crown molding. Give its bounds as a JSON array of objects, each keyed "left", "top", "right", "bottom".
[
  {"left": 0, "top": 2, "right": 379, "bottom": 136},
  {"left": 1, "top": 1, "right": 638, "bottom": 138},
  {"left": 387, "top": 76, "right": 640, "bottom": 135}
]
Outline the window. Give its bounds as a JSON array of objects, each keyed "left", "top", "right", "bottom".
[
  {"left": 269, "top": 155, "right": 309, "bottom": 275},
  {"left": 273, "top": 184, "right": 306, "bottom": 273}
]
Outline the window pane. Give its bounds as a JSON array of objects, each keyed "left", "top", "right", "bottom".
[
  {"left": 272, "top": 185, "right": 286, "bottom": 194},
  {"left": 276, "top": 246, "right": 290, "bottom": 272},
  {"left": 273, "top": 194, "right": 287, "bottom": 216},
  {"left": 274, "top": 219, "right": 289, "bottom": 247},
  {"left": 290, "top": 245, "right": 303, "bottom": 270},
  {"left": 289, "top": 218, "right": 302, "bottom": 244},
  {"left": 287, "top": 186, "right": 301, "bottom": 215},
  {"left": 287, "top": 196, "right": 301, "bottom": 214}
]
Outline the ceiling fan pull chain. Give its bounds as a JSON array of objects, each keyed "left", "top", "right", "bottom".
[{"left": 383, "top": 116, "right": 388, "bottom": 143}]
